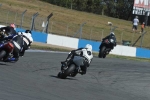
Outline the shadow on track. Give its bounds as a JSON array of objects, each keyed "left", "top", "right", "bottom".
[
  {"left": 0, "top": 61, "right": 15, "bottom": 66},
  {"left": 0, "top": 63, "right": 7, "bottom": 65},
  {"left": 50, "top": 75, "right": 77, "bottom": 80}
]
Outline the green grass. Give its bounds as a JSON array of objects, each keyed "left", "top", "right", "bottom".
[
  {"left": 31, "top": 44, "right": 150, "bottom": 62},
  {"left": 0, "top": 0, "right": 150, "bottom": 48},
  {"left": 107, "top": 54, "right": 150, "bottom": 62},
  {"left": 31, "top": 44, "right": 71, "bottom": 52}
]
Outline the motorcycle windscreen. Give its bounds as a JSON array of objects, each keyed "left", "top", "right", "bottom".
[
  {"left": 109, "top": 37, "right": 116, "bottom": 44},
  {"left": 73, "top": 56, "right": 84, "bottom": 67}
]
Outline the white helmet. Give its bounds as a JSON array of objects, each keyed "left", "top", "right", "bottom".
[
  {"left": 85, "top": 44, "right": 92, "bottom": 52},
  {"left": 110, "top": 32, "right": 115, "bottom": 35}
]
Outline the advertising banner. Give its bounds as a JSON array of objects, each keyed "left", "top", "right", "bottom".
[{"left": 133, "top": 0, "right": 150, "bottom": 16}]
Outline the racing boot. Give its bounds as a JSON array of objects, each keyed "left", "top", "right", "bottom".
[
  {"left": 79, "top": 66, "right": 87, "bottom": 75},
  {"left": 78, "top": 70, "right": 86, "bottom": 75}
]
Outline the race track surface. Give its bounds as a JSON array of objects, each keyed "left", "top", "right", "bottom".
[{"left": 0, "top": 51, "right": 150, "bottom": 100}]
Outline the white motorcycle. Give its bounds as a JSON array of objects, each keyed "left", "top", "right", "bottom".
[{"left": 57, "top": 49, "right": 92, "bottom": 79}]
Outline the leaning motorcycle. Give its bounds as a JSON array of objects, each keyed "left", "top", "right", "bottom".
[
  {"left": 0, "top": 40, "right": 14, "bottom": 61},
  {"left": 98, "top": 37, "right": 116, "bottom": 58},
  {"left": 57, "top": 55, "right": 88, "bottom": 79}
]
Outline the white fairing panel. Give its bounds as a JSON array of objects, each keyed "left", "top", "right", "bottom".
[{"left": 82, "top": 49, "right": 93, "bottom": 63}]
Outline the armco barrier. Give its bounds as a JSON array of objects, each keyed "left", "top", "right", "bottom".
[
  {"left": 136, "top": 48, "right": 150, "bottom": 58},
  {"left": 78, "top": 39, "right": 136, "bottom": 57},
  {"left": 78, "top": 39, "right": 101, "bottom": 52},
  {"left": 0, "top": 26, "right": 149, "bottom": 59},
  {"left": 32, "top": 31, "right": 47, "bottom": 43},
  {"left": 16, "top": 28, "right": 47, "bottom": 43},
  {"left": 16, "top": 28, "right": 25, "bottom": 32},
  {"left": 47, "top": 34, "right": 79, "bottom": 49},
  {"left": 110, "top": 45, "right": 136, "bottom": 57}
]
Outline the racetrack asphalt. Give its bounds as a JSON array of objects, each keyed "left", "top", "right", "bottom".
[{"left": 0, "top": 51, "right": 150, "bottom": 100}]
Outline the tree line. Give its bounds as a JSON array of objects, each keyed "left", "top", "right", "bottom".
[{"left": 40, "top": 0, "right": 134, "bottom": 20}]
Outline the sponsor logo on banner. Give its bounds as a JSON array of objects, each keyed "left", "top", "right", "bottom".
[
  {"left": 133, "top": 0, "right": 150, "bottom": 16},
  {"left": 134, "top": 0, "right": 150, "bottom": 8}
]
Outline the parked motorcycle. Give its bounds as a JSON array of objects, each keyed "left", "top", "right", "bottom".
[
  {"left": 0, "top": 40, "right": 14, "bottom": 61},
  {"left": 57, "top": 55, "right": 86, "bottom": 79},
  {"left": 98, "top": 37, "right": 116, "bottom": 58}
]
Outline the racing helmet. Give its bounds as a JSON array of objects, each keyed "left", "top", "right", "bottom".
[
  {"left": 0, "top": 29, "right": 6, "bottom": 38},
  {"left": 25, "top": 30, "right": 32, "bottom": 34},
  {"left": 10, "top": 23, "right": 16, "bottom": 29},
  {"left": 110, "top": 32, "right": 115, "bottom": 35},
  {"left": 85, "top": 44, "right": 92, "bottom": 52}
]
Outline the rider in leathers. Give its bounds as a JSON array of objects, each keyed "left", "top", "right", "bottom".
[
  {"left": 0, "top": 23, "right": 17, "bottom": 38},
  {"left": 18, "top": 30, "right": 33, "bottom": 57},
  {"left": 102, "top": 32, "right": 117, "bottom": 47},
  {"left": 0, "top": 24, "right": 23, "bottom": 62},
  {"left": 62, "top": 44, "right": 93, "bottom": 75}
]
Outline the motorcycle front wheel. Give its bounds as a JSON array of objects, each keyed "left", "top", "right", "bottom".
[
  {"left": 99, "top": 46, "right": 106, "bottom": 58},
  {"left": 57, "top": 64, "right": 76, "bottom": 79},
  {"left": 65, "top": 64, "right": 76, "bottom": 76},
  {"left": 0, "top": 50, "right": 6, "bottom": 60}
]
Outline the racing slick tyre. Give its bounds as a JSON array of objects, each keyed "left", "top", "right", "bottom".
[
  {"left": 57, "top": 71, "right": 67, "bottom": 79},
  {"left": 65, "top": 64, "right": 76, "bottom": 76},
  {"left": 0, "top": 50, "right": 6, "bottom": 60},
  {"left": 100, "top": 46, "right": 106, "bottom": 58},
  {"left": 59, "top": 64, "right": 76, "bottom": 79},
  {"left": 98, "top": 50, "right": 102, "bottom": 58}
]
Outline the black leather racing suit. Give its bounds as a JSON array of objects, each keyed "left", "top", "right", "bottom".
[
  {"left": 0, "top": 26, "right": 17, "bottom": 37},
  {"left": 102, "top": 34, "right": 116, "bottom": 45}
]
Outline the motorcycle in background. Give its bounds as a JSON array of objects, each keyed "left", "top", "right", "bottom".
[
  {"left": 98, "top": 24, "right": 117, "bottom": 58},
  {"left": 98, "top": 37, "right": 116, "bottom": 58}
]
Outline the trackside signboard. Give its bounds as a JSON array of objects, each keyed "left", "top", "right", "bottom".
[{"left": 133, "top": 0, "right": 150, "bottom": 16}]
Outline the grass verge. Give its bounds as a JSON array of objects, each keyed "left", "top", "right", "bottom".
[
  {"left": 31, "top": 44, "right": 150, "bottom": 62},
  {"left": 31, "top": 44, "right": 71, "bottom": 52},
  {"left": 107, "top": 54, "right": 150, "bottom": 62}
]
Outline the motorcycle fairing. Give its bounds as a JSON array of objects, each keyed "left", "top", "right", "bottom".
[{"left": 73, "top": 56, "right": 84, "bottom": 67}]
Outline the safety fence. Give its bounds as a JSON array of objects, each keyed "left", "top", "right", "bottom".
[
  {"left": 15, "top": 27, "right": 150, "bottom": 59},
  {"left": 0, "top": 7, "right": 150, "bottom": 49}
]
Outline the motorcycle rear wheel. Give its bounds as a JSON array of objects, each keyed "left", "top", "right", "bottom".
[{"left": 70, "top": 71, "right": 78, "bottom": 77}]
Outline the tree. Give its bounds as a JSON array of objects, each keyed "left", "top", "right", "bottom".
[{"left": 40, "top": 0, "right": 134, "bottom": 20}]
